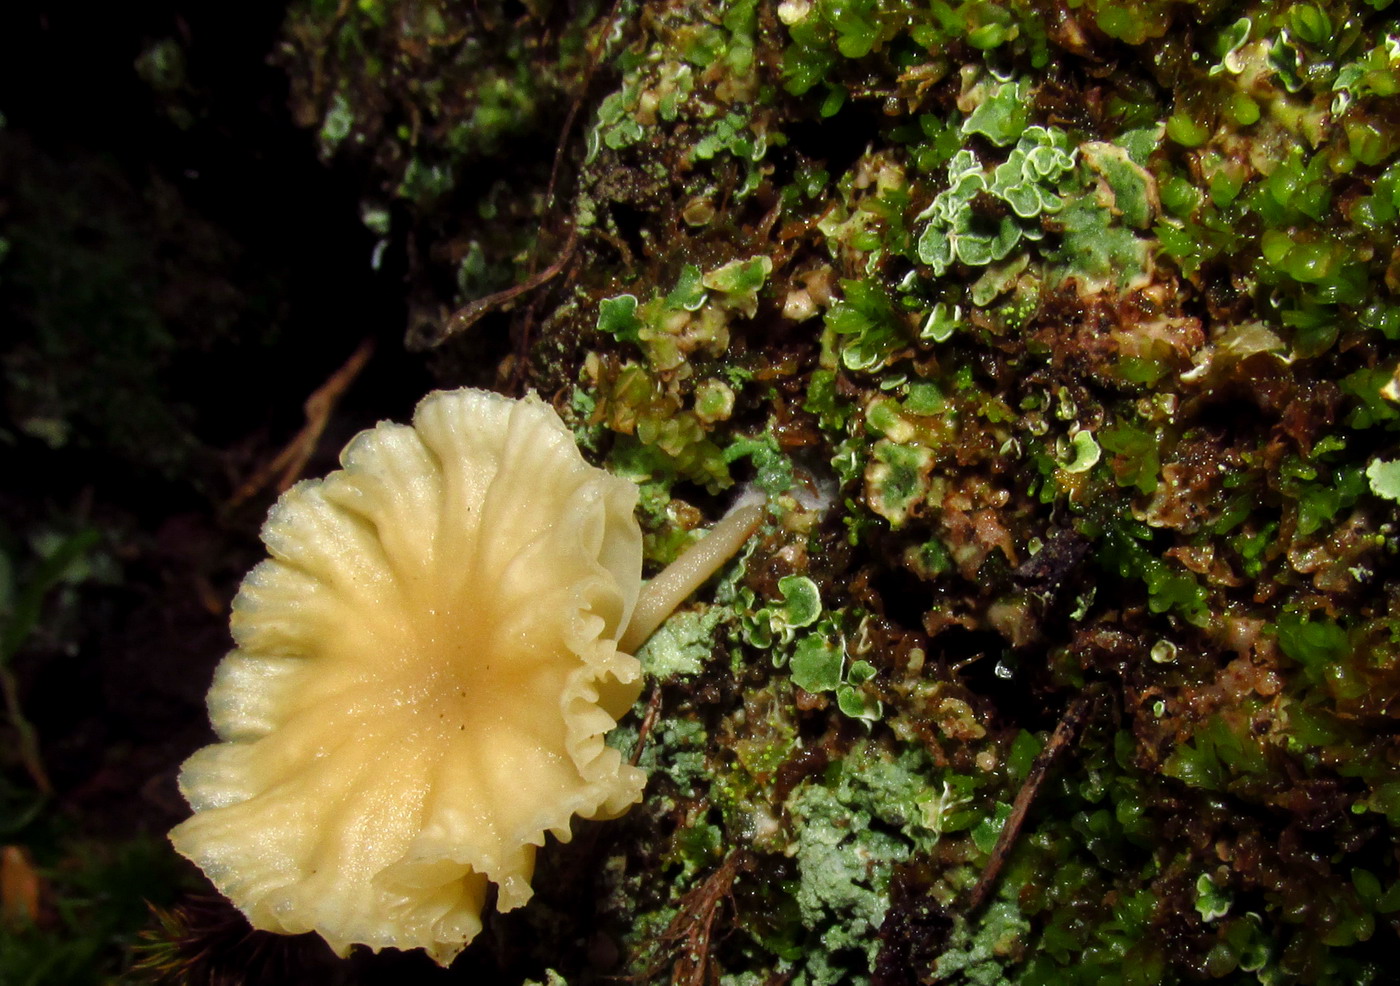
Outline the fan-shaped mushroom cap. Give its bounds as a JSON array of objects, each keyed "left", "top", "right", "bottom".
[{"left": 170, "top": 389, "right": 646, "bottom": 966}]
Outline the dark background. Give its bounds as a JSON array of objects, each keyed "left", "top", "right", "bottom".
[{"left": 1, "top": 3, "right": 433, "bottom": 980}]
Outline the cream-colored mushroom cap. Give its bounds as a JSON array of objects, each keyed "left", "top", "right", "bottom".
[{"left": 169, "top": 388, "right": 646, "bottom": 966}]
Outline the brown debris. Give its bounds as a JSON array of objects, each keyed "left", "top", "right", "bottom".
[
  {"left": 651, "top": 851, "right": 755, "bottom": 986},
  {"left": 966, "top": 693, "right": 1095, "bottom": 913},
  {"left": 225, "top": 337, "right": 374, "bottom": 510},
  {"left": 1, "top": 845, "right": 42, "bottom": 928}
]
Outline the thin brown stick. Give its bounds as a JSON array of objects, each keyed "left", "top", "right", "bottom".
[
  {"left": 654, "top": 851, "right": 752, "bottom": 986},
  {"left": 630, "top": 683, "right": 664, "bottom": 768},
  {"left": 227, "top": 337, "right": 374, "bottom": 509},
  {"left": 536, "top": 0, "right": 631, "bottom": 254},
  {"left": 965, "top": 694, "right": 1093, "bottom": 914},
  {"left": 511, "top": 0, "right": 631, "bottom": 387},
  {"left": 428, "top": 223, "right": 580, "bottom": 353}
]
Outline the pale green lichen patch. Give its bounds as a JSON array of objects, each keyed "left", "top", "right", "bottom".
[
  {"left": 789, "top": 632, "right": 843, "bottom": 692},
  {"left": 1365, "top": 457, "right": 1400, "bottom": 501},
  {"left": 961, "top": 77, "right": 1031, "bottom": 146},
  {"left": 864, "top": 441, "right": 935, "bottom": 526},
  {"left": 744, "top": 574, "right": 823, "bottom": 648},
  {"left": 930, "top": 896, "right": 1033, "bottom": 984},
  {"left": 1058, "top": 429, "right": 1101, "bottom": 474},
  {"left": 782, "top": 742, "right": 955, "bottom": 984},
  {"left": 636, "top": 605, "right": 726, "bottom": 678},
  {"left": 1079, "top": 140, "right": 1159, "bottom": 231}
]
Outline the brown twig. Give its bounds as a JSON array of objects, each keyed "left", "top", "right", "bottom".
[
  {"left": 964, "top": 694, "right": 1094, "bottom": 914},
  {"left": 510, "top": 0, "right": 632, "bottom": 388},
  {"left": 653, "top": 851, "right": 753, "bottom": 986},
  {"left": 227, "top": 337, "right": 375, "bottom": 509},
  {"left": 631, "top": 683, "right": 664, "bottom": 768},
  {"left": 537, "top": 0, "right": 630, "bottom": 254},
  {"left": 427, "top": 222, "right": 580, "bottom": 354}
]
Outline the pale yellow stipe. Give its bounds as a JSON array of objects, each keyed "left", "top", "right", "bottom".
[{"left": 620, "top": 501, "right": 764, "bottom": 654}]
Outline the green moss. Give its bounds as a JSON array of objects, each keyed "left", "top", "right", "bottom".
[
  {"left": 827, "top": 278, "right": 909, "bottom": 372},
  {"left": 275, "top": 0, "right": 1400, "bottom": 980},
  {"left": 1, "top": 835, "right": 183, "bottom": 986},
  {"left": 1099, "top": 521, "right": 1209, "bottom": 625}
]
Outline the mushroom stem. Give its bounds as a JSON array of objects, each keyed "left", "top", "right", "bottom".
[{"left": 620, "top": 501, "right": 764, "bottom": 654}]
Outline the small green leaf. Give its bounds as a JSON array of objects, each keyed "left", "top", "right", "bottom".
[
  {"left": 1195, "top": 873, "right": 1231, "bottom": 921},
  {"left": 1, "top": 529, "right": 100, "bottom": 665},
  {"left": 832, "top": 6, "right": 878, "bottom": 58},
  {"left": 1060, "top": 430, "right": 1101, "bottom": 473},
  {"left": 846, "top": 660, "right": 876, "bottom": 685},
  {"left": 1276, "top": 611, "right": 1350, "bottom": 680},
  {"left": 1212, "top": 17, "right": 1252, "bottom": 74},
  {"left": 665, "top": 265, "right": 708, "bottom": 311},
  {"left": 1228, "top": 91, "right": 1260, "bottom": 126},
  {"left": 1007, "top": 730, "right": 1041, "bottom": 782},
  {"left": 961, "top": 80, "right": 1029, "bottom": 147},
  {"left": 597, "top": 294, "right": 642, "bottom": 342},
  {"left": 836, "top": 682, "right": 882, "bottom": 720},
  {"left": 971, "top": 802, "right": 1013, "bottom": 854},
  {"left": 820, "top": 85, "right": 847, "bottom": 118},
  {"left": 703, "top": 256, "right": 771, "bottom": 295},
  {"left": 804, "top": 370, "right": 852, "bottom": 430},
  {"left": 1166, "top": 112, "right": 1210, "bottom": 147},
  {"left": 903, "top": 381, "right": 946, "bottom": 415},
  {"left": 1288, "top": 4, "right": 1331, "bottom": 45},
  {"left": 791, "top": 633, "right": 844, "bottom": 693},
  {"left": 1367, "top": 458, "right": 1400, "bottom": 500},
  {"left": 916, "top": 225, "right": 954, "bottom": 272},
  {"left": 776, "top": 575, "right": 822, "bottom": 628},
  {"left": 919, "top": 303, "right": 960, "bottom": 342}
]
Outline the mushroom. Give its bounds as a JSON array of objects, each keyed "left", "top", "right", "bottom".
[{"left": 169, "top": 388, "right": 760, "bottom": 966}]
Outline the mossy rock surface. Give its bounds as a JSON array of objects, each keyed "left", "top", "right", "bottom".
[{"left": 274, "top": 0, "right": 1400, "bottom": 982}]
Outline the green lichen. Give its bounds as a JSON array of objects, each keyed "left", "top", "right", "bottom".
[
  {"left": 637, "top": 606, "right": 725, "bottom": 678},
  {"left": 783, "top": 742, "right": 953, "bottom": 983},
  {"left": 865, "top": 440, "right": 935, "bottom": 526},
  {"left": 789, "top": 631, "right": 844, "bottom": 694},
  {"left": 931, "top": 896, "right": 1033, "bottom": 985},
  {"left": 915, "top": 127, "right": 1076, "bottom": 277}
]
